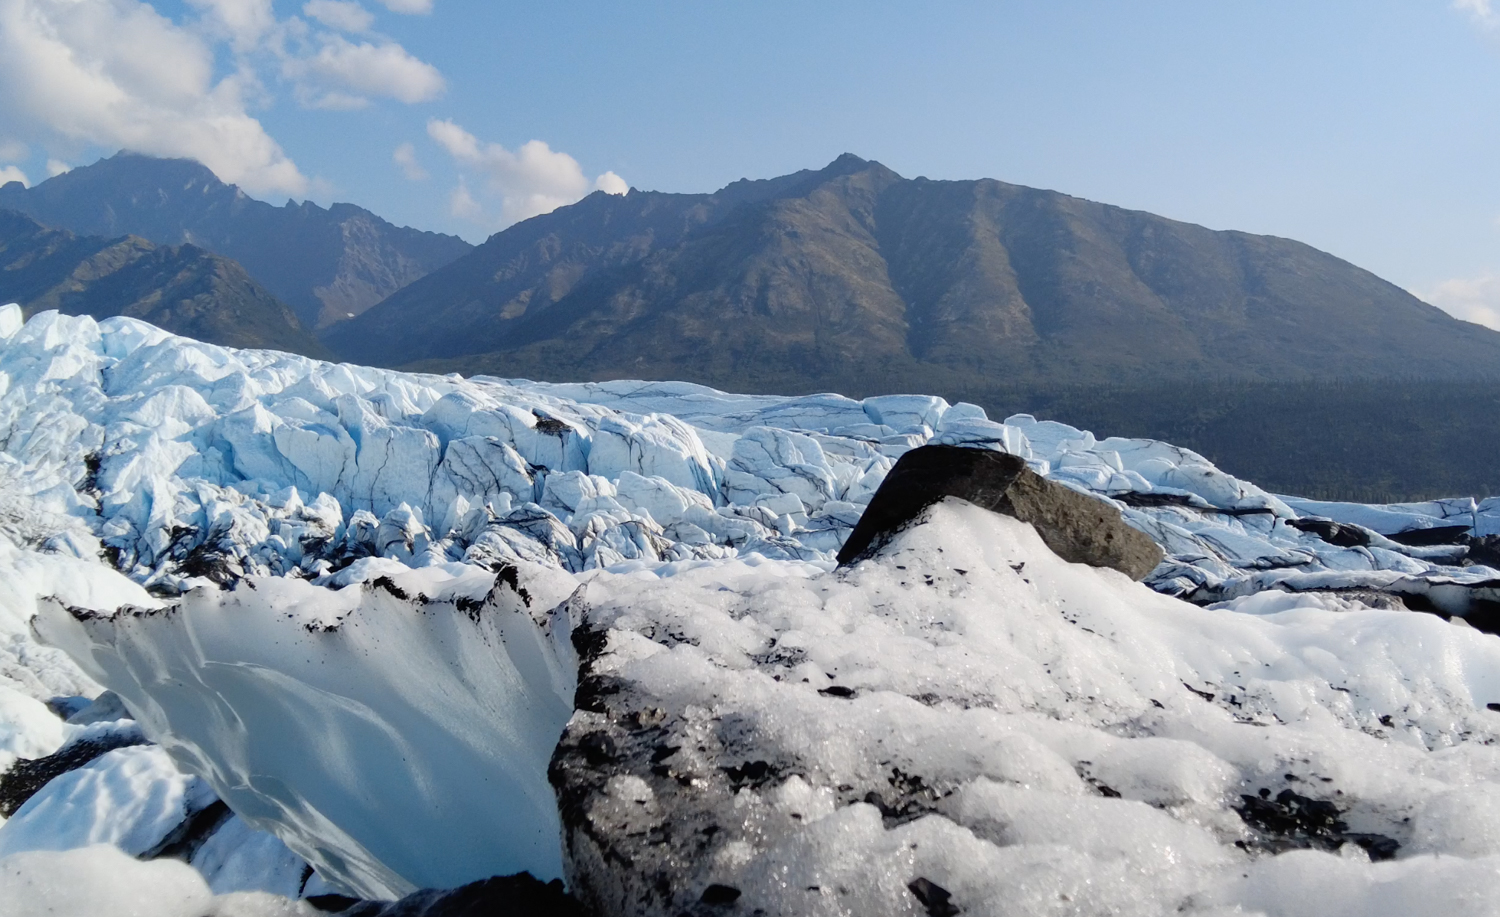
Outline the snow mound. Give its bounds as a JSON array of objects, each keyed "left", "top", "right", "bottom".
[
  {"left": 35, "top": 560, "right": 582, "bottom": 899},
  {"left": 552, "top": 499, "right": 1500, "bottom": 916},
  {"left": 0, "top": 845, "right": 318, "bottom": 917}
]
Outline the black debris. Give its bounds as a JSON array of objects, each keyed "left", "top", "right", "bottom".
[
  {"left": 328, "top": 873, "right": 587, "bottom": 916},
  {"left": 700, "top": 884, "right": 742, "bottom": 906},
  {"left": 723, "top": 760, "right": 774, "bottom": 790},
  {"left": 1234, "top": 789, "right": 1400, "bottom": 861},
  {"left": 908, "top": 877, "right": 960, "bottom": 917}
]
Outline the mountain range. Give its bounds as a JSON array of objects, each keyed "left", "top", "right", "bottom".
[
  {"left": 331, "top": 154, "right": 1500, "bottom": 393},
  {"left": 0, "top": 152, "right": 472, "bottom": 331},
  {"left": 0, "top": 210, "right": 327, "bottom": 357}
]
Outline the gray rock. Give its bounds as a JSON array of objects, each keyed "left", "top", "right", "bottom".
[{"left": 837, "top": 445, "right": 1164, "bottom": 580}]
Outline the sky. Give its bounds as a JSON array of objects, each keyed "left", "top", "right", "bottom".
[{"left": 2, "top": 1, "right": 1500, "bottom": 327}]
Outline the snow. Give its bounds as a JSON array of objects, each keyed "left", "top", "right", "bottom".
[
  {"left": 0, "top": 306, "right": 1499, "bottom": 913},
  {"left": 0, "top": 845, "right": 318, "bottom": 917},
  {"left": 0, "top": 524, "right": 153, "bottom": 703},
  {"left": 0, "top": 744, "right": 210, "bottom": 858},
  {"left": 0, "top": 685, "right": 66, "bottom": 779},
  {"left": 555, "top": 500, "right": 1500, "bottom": 915}
]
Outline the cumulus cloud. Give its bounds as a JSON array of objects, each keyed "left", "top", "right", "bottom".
[
  {"left": 1456, "top": 0, "right": 1499, "bottom": 28},
  {"left": 0, "top": 0, "right": 448, "bottom": 193},
  {"left": 283, "top": 34, "right": 444, "bottom": 108},
  {"left": 0, "top": 0, "right": 307, "bottom": 195},
  {"left": 302, "top": 0, "right": 373, "bottom": 33},
  {"left": 448, "top": 179, "right": 481, "bottom": 220},
  {"left": 186, "top": 0, "right": 277, "bottom": 51},
  {"left": 427, "top": 118, "right": 626, "bottom": 227},
  {"left": 595, "top": 171, "right": 629, "bottom": 195},
  {"left": 393, "top": 141, "right": 426, "bottom": 180},
  {"left": 0, "top": 164, "right": 27, "bottom": 186},
  {"left": 378, "top": 0, "right": 432, "bottom": 13},
  {"left": 1418, "top": 273, "right": 1500, "bottom": 331}
]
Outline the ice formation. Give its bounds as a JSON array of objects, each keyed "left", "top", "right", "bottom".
[
  {"left": 0, "top": 304, "right": 1497, "bottom": 913},
  {"left": 0, "top": 303, "right": 1495, "bottom": 612},
  {"left": 37, "top": 562, "right": 582, "bottom": 898}
]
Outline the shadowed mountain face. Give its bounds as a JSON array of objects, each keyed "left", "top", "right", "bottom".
[
  {"left": 0, "top": 153, "right": 472, "bottom": 331},
  {"left": 0, "top": 210, "right": 329, "bottom": 358},
  {"left": 327, "top": 154, "right": 1500, "bottom": 391}
]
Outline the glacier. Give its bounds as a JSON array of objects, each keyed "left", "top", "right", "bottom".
[
  {"left": 0, "top": 303, "right": 1495, "bottom": 612},
  {"left": 0, "top": 303, "right": 1498, "bottom": 914}
]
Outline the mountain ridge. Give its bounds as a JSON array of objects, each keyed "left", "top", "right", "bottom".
[
  {"left": 328, "top": 154, "right": 1500, "bottom": 392},
  {"left": 0, "top": 153, "right": 473, "bottom": 331},
  {"left": 0, "top": 209, "right": 330, "bottom": 358}
]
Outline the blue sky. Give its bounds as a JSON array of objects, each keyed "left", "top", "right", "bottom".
[{"left": 3, "top": 1, "right": 1500, "bottom": 325}]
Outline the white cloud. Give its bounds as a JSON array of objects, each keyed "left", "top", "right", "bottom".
[
  {"left": 595, "top": 171, "right": 628, "bottom": 195},
  {"left": 0, "top": 164, "right": 27, "bottom": 187},
  {"left": 0, "top": 0, "right": 448, "bottom": 193},
  {"left": 284, "top": 34, "right": 444, "bottom": 107},
  {"left": 393, "top": 141, "right": 426, "bottom": 180},
  {"left": 377, "top": 0, "right": 432, "bottom": 13},
  {"left": 185, "top": 0, "right": 277, "bottom": 50},
  {"left": 448, "top": 179, "right": 481, "bottom": 221},
  {"left": 427, "top": 118, "right": 626, "bottom": 226},
  {"left": 1457, "top": 0, "right": 1499, "bottom": 24},
  {"left": 0, "top": 0, "right": 307, "bottom": 195},
  {"left": 1418, "top": 273, "right": 1500, "bottom": 331},
  {"left": 45, "top": 158, "right": 68, "bottom": 177},
  {"left": 302, "top": 0, "right": 373, "bottom": 33}
]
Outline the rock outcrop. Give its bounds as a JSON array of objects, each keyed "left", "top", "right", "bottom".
[{"left": 837, "top": 444, "right": 1164, "bottom": 580}]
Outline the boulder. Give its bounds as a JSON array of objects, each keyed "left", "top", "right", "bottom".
[{"left": 836, "top": 445, "right": 1163, "bottom": 580}]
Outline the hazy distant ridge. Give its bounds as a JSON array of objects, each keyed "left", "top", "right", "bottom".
[
  {"left": 0, "top": 153, "right": 473, "bottom": 331},
  {"left": 0, "top": 210, "right": 329, "bottom": 358}
]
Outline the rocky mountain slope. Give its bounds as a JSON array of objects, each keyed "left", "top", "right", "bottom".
[
  {"left": 0, "top": 153, "right": 472, "bottom": 331},
  {"left": 330, "top": 154, "right": 1500, "bottom": 392},
  {"left": 0, "top": 211, "right": 327, "bottom": 357}
]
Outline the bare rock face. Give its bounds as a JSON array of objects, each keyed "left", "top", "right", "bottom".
[{"left": 837, "top": 445, "right": 1163, "bottom": 580}]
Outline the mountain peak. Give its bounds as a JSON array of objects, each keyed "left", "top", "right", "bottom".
[
  {"left": 814, "top": 152, "right": 903, "bottom": 188},
  {"left": 95, "top": 150, "right": 228, "bottom": 190},
  {"left": 826, "top": 152, "right": 871, "bottom": 170}
]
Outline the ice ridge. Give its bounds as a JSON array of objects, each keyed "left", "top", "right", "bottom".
[{"left": 0, "top": 304, "right": 1497, "bottom": 617}]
